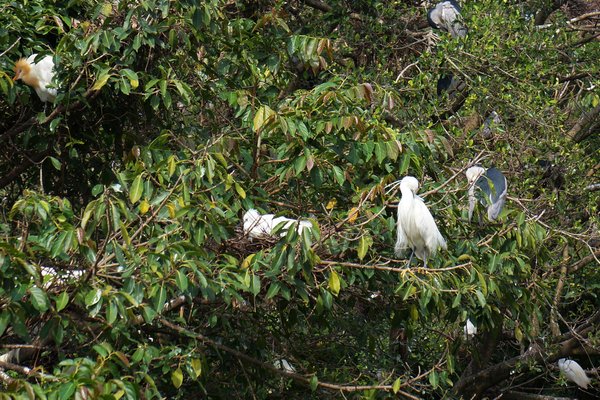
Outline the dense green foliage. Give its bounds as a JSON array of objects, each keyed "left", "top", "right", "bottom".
[{"left": 0, "top": 0, "right": 598, "bottom": 398}]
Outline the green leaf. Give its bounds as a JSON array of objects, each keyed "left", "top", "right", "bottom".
[
  {"left": 58, "top": 382, "right": 76, "bottom": 400},
  {"left": 172, "top": 367, "right": 183, "bottom": 388},
  {"left": 328, "top": 271, "right": 340, "bottom": 296},
  {"left": 85, "top": 288, "right": 102, "bottom": 307},
  {"left": 176, "top": 270, "right": 189, "bottom": 292},
  {"left": 30, "top": 287, "right": 49, "bottom": 312},
  {"left": 55, "top": 292, "right": 69, "bottom": 312},
  {"left": 129, "top": 174, "right": 143, "bottom": 204},
  {"left": 332, "top": 166, "right": 345, "bottom": 186},
  {"left": 309, "top": 375, "right": 318, "bottom": 391}
]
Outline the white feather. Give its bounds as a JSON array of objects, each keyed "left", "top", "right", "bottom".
[
  {"left": 395, "top": 176, "right": 446, "bottom": 265},
  {"left": 558, "top": 358, "right": 591, "bottom": 389}
]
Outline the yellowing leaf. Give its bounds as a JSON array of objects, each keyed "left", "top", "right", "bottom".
[
  {"left": 325, "top": 199, "right": 337, "bottom": 210},
  {"left": 171, "top": 367, "right": 183, "bottom": 388},
  {"left": 328, "top": 270, "right": 340, "bottom": 296},
  {"left": 347, "top": 207, "right": 359, "bottom": 223},
  {"left": 241, "top": 254, "right": 255, "bottom": 269},
  {"left": 235, "top": 183, "right": 246, "bottom": 199},
  {"left": 92, "top": 72, "right": 110, "bottom": 91},
  {"left": 139, "top": 200, "right": 150, "bottom": 215},
  {"left": 191, "top": 358, "right": 202, "bottom": 378},
  {"left": 252, "top": 105, "right": 275, "bottom": 133},
  {"left": 167, "top": 203, "right": 176, "bottom": 219},
  {"left": 392, "top": 377, "right": 401, "bottom": 394},
  {"left": 357, "top": 235, "right": 372, "bottom": 261}
]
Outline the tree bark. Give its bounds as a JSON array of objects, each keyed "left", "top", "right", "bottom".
[
  {"left": 567, "top": 103, "right": 600, "bottom": 142},
  {"left": 534, "top": 0, "right": 568, "bottom": 25}
]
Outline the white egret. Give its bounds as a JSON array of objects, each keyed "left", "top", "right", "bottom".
[
  {"left": 427, "top": 1, "right": 468, "bottom": 38},
  {"left": 243, "top": 209, "right": 275, "bottom": 239},
  {"left": 395, "top": 176, "right": 447, "bottom": 267},
  {"left": 558, "top": 358, "right": 591, "bottom": 389},
  {"left": 13, "top": 54, "right": 57, "bottom": 103},
  {"left": 464, "top": 319, "right": 477, "bottom": 339},
  {"left": 465, "top": 166, "right": 507, "bottom": 221},
  {"left": 243, "top": 209, "right": 312, "bottom": 239}
]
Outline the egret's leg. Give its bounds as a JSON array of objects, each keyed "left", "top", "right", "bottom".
[{"left": 406, "top": 251, "right": 414, "bottom": 268}]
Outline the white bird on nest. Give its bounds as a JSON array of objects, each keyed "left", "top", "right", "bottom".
[
  {"left": 394, "top": 176, "right": 447, "bottom": 267},
  {"left": 13, "top": 54, "right": 58, "bottom": 103},
  {"left": 243, "top": 209, "right": 312, "bottom": 239},
  {"left": 558, "top": 358, "right": 592, "bottom": 389}
]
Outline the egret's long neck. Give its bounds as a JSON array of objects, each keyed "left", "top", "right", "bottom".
[{"left": 400, "top": 185, "right": 414, "bottom": 199}]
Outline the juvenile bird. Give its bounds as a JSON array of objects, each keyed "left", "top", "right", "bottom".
[
  {"left": 395, "top": 176, "right": 447, "bottom": 267},
  {"left": 13, "top": 54, "right": 57, "bottom": 103},
  {"left": 465, "top": 166, "right": 507, "bottom": 221}
]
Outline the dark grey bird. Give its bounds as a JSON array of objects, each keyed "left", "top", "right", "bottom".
[
  {"left": 427, "top": 1, "right": 468, "bottom": 38},
  {"left": 437, "top": 74, "right": 465, "bottom": 98},
  {"left": 481, "top": 111, "right": 502, "bottom": 139},
  {"left": 465, "top": 166, "right": 508, "bottom": 221}
]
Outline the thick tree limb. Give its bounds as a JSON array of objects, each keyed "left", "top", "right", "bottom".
[
  {"left": 0, "top": 147, "right": 53, "bottom": 190},
  {"left": 566, "top": 103, "right": 600, "bottom": 142}
]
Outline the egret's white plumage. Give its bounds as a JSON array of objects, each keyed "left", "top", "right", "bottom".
[
  {"left": 243, "top": 209, "right": 275, "bottom": 239},
  {"left": 558, "top": 358, "right": 591, "bottom": 389},
  {"left": 395, "top": 176, "right": 446, "bottom": 266},
  {"left": 427, "top": 1, "right": 468, "bottom": 38},
  {"left": 466, "top": 166, "right": 507, "bottom": 221},
  {"left": 243, "top": 209, "right": 312, "bottom": 239},
  {"left": 13, "top": 54, "right": 57, "bottom": 103},
  {"left": 464, "top": 319, "right": 477, "bottom": 339}
]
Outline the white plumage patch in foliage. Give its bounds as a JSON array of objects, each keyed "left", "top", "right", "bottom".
[
  {"left": 395, "top": 176, "right": 446, "bottom": 266},
  {"left": 558, "top": 358, "right": 591, "bottom": 389},
  {"left": 464, "top": 319, "right": 477, "bottom": 339},
  {"left": 13, "top": 54, "right": 58, "bottom": 103},
  {"left": 243, "top": 209, "right": 312, "bottom": 239}
]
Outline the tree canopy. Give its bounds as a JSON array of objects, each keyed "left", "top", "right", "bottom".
[{"left": 0, "top": 0, "right": 599, "bottom": 399}]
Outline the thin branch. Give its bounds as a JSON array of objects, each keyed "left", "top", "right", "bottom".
[
  {"left": 158, "top": 318, "right": 421, "bottom": 397},
  {"left": 0, "top": 37, "right": 21, "bottom": 59},
  {"left": 302, "top": 0, "right": 332, "bottom": 13}
]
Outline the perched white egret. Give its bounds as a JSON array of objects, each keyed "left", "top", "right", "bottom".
[
  {"left": 427, "top": 1, "right": 468, "bottom": 38},
  {"left": 464, "top": 319, "right": 477, "bottom": 339},
  {"left": 558, "top": 358, "right": 591, "bottom": 389},
  {"left": 465, "top": 166, "right": 507, "bottom": 221},
  {"left": 395, "top": 176, "right": 447, "bottom": 267},
  {"left": 13, "top": 54, "right": 57, "bottom": 103},
  {"left": 243, "top": 209, "right": 312, "bottom": 239}
]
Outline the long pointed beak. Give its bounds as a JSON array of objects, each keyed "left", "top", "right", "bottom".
[{"left": 12, "top": 73, "right": 19, "bottom": 81}]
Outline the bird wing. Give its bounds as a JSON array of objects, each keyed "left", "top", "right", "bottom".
[
  {"left": 414, "top": 198, "right": 446, "bottom": 257},
  {"left": 440, "top": 2, "right": 467, "bottom": 38},
  {"left": 394, "top": 201, "right": 409, "bottom": 257},
  {"left": 484, "top": 168, "right": 507, "bottom": 220}
]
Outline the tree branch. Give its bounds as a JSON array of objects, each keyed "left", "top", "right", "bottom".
[
  {"left": 567, "top": 104, "right": 600, "bottom": 142},
  {"left": 0, "top": 146, "right": 53, "bottom": 190},
  {"left": 302, "top": 0, "right": 332, "bottom": 13},
  {"left": 534, "top": 0, "right": 568, "bottom": 26}
]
